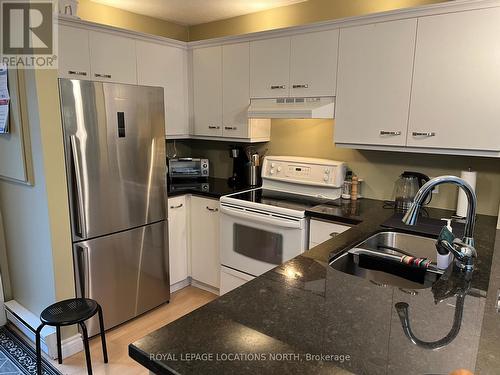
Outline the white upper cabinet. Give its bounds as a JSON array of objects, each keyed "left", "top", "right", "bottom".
[
  {"left": 335, "top": 19, "right": 417, "bottom": 146},
  {"left": 407, "top": 8, "right": 500, "bottom": 152},
  {"left": 58, "top": 25, "right": 91, "bottom": 80},
  {"left": 193, "top": 46, "right": 223, "bottom": 136},
  {"left": 290, "top": 29, "right": 339, "bottom": 97},
  {"left": 222, "top": 42, "right": 250, "bottom": 139},
  {"left": 89, "top": 31, "right": 137, "bottom": 84},
  {"left": 250, "top": 37, "right": 291, "bottom": 98},
  {"left": 136, "top": 41, "right": 189, "bottom": 137}
]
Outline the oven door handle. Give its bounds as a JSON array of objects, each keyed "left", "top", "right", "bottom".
[{"left": 220, "top": 205, "right": 303, "bottom": 229}]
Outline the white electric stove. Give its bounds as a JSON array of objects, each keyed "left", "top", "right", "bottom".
[{"left": 219, "top": 156, "right": 346, "bottom": 295}]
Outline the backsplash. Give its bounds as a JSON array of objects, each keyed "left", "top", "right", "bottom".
[{"left": 167, "top": 119, "right": 500, "bottom": 216}]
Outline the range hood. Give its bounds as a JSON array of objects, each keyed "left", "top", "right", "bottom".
[{"left": 248, "top": 97, "right": 335, "bottom": 119}]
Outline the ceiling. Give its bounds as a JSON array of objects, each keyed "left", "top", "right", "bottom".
[{"left": 91, "top": 0, "right": 308, "bottom": 26}]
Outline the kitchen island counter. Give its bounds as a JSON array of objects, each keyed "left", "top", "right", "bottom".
[{"left": 130, "top": 199, "right": 500, "bottom": 374}]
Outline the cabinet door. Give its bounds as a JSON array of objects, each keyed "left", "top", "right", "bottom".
[
  {"left": 250, "top": 37, "right": 290, "bottom": 98},
  {"left": 89, "top": 31, "right": 137, "bottom": 84},
  {"left": 335, "top": 20, "right": 417, "bottom": 146},
  {"left": 290, "top": 29, "right": 339, "bottom": 97},
  {"left": 190, "top": 196, "right": 220, "bottom": 288},
  {"left": 193, "top": 46, "right": 223, "bottom": 136},
  {"left": 407, "top": 8, "right": 500, "bottom": 151},
  {"left": 136, "top": 41, "right": 189, "bottom": 137},
  {"left": 58, "top": 25, "right": 91, "bottom": 80},
  {"left": 222, "top": 42, "right": 250, "bottom": 138},
  {"left": 309, "top": 219, "right": 350, "bottom": 249},
  {"left": 168, "top": 196, "right": 188, "bottom": 285}
]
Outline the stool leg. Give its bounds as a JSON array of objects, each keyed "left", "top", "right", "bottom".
[
  {"left": 56, "top": 326, "right": 62, "bottom": 364},
  {"left": 79, "top": 322, "right": 93, "bottom": 375},
  {"left": 97, "top": 305, "right": 108, "bottom": 363},
  {"left": 36, "top": 323, "right": 45, "bottom": 375}
]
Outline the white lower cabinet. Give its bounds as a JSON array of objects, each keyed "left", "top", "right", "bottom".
[
  {"left": 220, "top": 266, "right": 255, "bottom": 296},
  {"left": 167, "top": 196, "right": 189, "bottom": 286},
  {"left": 190, "top": 196, "right": 220, "bottom": 289},
  {"left": 309, "top": 219, "right": 351, "bottom": 249}
]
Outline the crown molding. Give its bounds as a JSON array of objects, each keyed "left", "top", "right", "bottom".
[
  {"left": 187, "top": 0, "right": 500, "bottom": 48},
  {"left": 57, "top": 15, "right": 189, "bottom": 49}
]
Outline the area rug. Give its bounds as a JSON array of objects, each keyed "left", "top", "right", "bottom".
[{"left": 0, "top": 326, "right": 61, "bottom": 375}]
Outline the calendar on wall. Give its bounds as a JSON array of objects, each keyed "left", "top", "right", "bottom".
[{"left": 0, "top": 65, "right": 10, "bottom": 134}]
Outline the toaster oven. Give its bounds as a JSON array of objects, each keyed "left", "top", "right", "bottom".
[{"left": 168, "top": 158, "right": 209, "bottom": 180}]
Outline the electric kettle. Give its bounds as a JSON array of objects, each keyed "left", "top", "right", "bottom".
[{"left": 394, "top": 171, "right": 430, "bottom": 211}]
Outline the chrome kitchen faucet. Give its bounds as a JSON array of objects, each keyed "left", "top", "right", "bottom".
[{"left": 402, "top": 176, "right": 477, "bottom": 272}]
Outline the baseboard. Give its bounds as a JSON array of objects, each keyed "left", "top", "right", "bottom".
[
  {"left": 190, "top": 279, "right": 219, "bottom": 295},
  {"left": 5, "top": 300, "right": 83, "bottom": 359},
  {"left": 170, "top": 278, "right": 190, "bottom": 293}
]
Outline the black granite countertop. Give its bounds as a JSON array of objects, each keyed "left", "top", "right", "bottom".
[
  {"left": 130, "top": 198, "right": 500, "bottom": 375},
  {"left": 168, "top": 177, "right": 254, "bottom": 199}
]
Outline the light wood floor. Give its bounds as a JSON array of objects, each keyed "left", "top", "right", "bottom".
[{"left": 51, "top": 286, "right": 217, "bottom": 375}]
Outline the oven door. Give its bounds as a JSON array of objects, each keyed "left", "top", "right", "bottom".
[{"left": 220, "top": 204, "right": 307, "bottom": 277}]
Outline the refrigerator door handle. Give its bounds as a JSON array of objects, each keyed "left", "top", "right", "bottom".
[
  {"left": 75, "top": 244, "right": 90, "bottom": 298},
  {"left": 70, "top": 135, "right": 87, "bottom": 238}
]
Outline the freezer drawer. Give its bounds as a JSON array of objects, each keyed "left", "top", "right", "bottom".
[{"left": 73, "top": 221, "right": 170, "bottom": 336}]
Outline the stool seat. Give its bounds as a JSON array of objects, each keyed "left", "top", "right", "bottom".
[
  {"left": 36, "top": 298, "right": 108, "bottom": 375},
  {"left": 40, "top": 298, "right": 98, "bottom": 326}
]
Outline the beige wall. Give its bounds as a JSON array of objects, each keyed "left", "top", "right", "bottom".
[
  {"left": 34, "top": 70, "right": 75, "bottom": 306},
  {"left": 0, "top": 70, "right": 76, "bottom": 338},
  {"left": 78, "top": 0, "right": 189, "bottom": 41},
  {"left": 189, "top": 0, "right": 447, "bottom": 41},
  {"left": 0, "top": 70, "right": 57, "bottom": 316},
  {"left": 185, "top": 120, "right": 500, "bottom": 217},
  {"left": 75, "top": 0, "right": 446, "bottom": 42}
]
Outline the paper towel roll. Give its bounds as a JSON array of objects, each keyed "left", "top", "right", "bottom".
[{"left": 456, "top": 169, "right": 477, "bottom": 217}]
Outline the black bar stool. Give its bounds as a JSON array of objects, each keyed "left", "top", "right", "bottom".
[{"left": 36, "top": 298, "right": 108, "bottom": 375}]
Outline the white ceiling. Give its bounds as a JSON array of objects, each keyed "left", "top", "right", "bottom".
[{"left": 91, "top": 0, "right": 308, "bottom": 26}]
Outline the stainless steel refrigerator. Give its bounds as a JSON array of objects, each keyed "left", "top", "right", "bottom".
[{"left": 59, "top": 79, "right": 170, "bottom": 336}]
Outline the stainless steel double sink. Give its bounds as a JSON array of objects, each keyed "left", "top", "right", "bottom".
[{"left": 329, "top": 231, "right": 444, "bottom": 289}]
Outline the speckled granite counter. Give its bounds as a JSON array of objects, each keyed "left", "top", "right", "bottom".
[
  {"left": 130, "top": 198, "right": 500, "bottom": 375},
  {"left": 167, "top": 177, "right": 253, "bottom": 199}
]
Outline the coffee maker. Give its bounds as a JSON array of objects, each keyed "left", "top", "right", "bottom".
[{"left": 228, "top": 146, "right": 247, "bottom": 187}]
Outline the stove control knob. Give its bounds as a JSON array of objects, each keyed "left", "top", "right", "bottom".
[
  {"left": 270, "top": 169, "right": 275, "bottom": 175},
  {"left": 271, "top": 163, "right": 276, "bottom": 168},
  {"left": 324, "top": 168, "right": 330, "bottom": 174},
  {"left": 277, "top": 167, "right": 282, "bottom": 172},
  {"left": 323, "top": 175, "right": 329, "bottom": 182}
]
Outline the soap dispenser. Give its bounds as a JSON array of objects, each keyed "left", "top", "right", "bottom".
[{"left": 436, "top": 219, "right": 454, "bottom": 270}]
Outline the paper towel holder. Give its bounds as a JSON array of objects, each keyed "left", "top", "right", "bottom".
[{"left": 456, "top": 168, "right": 476, "bottom": 218}]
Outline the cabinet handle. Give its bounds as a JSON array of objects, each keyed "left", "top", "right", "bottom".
[
  {"left": 68, "top": 70, "right": 87, "bottom": 76},
  {"left": 412, "top": 131, "right": 436, "bottom": 137},
  {"left": 169, "top": 203, "right": 183, "bottom": 209},
  {"left": 399, "top": 288, "right": 419, "bottom": 296},
  {"left": 224, "top": 126, "right": 237, "bottom": 130},
  {"left": 208, "top": 126, "right": 220, "bottom": 130},
  {"left": 369, "top": 280, "right": 388, "bottom": 288},
  {"left": 206, "top": 206, "right": 218, "bottom": 212},
  {"left": 380, "top": 130, "right": 401, "bottom": 136},
  {"left": 270, "top": 85, "right": 286, "bottom": 89},
  {"left": 292, "top": 84, "right": 309, "bottom": 89},
  {"left": 95, "top": 73, "right": 112, "bottom": 79}
]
